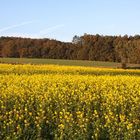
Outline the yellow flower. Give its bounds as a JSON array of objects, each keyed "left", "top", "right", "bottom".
[
  {"left": 58, "top": 124, "right": 65, "bottom": 130},
  {"left": 127, "top": 123, "right": 133, "bottom": 130}
]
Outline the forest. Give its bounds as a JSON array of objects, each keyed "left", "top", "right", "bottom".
[{"left": 0, "top": 34, "right": 140, "bottom": 64}]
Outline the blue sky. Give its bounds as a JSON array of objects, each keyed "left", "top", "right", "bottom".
[{"left": 0, "top": 0, "right": 140, "bottom": 42}]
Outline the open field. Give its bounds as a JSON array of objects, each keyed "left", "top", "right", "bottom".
[
  {"left": 0, "top": 58, "right": 140, "bottom": 69},
  {"left": 0, "top": 64, "right": 140, "bottom": 139}
]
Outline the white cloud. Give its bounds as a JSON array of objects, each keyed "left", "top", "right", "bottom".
[
  {"left": 0, "top": 23, "right": 65, "bottom": 40},
  {"left": 0, "top": 20, "right": 36, "bottom": 33},
  {"left": 38, "top": 24, "right": 64, "bottom": 36}
]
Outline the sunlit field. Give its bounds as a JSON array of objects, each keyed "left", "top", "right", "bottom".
[
  {"left": 0, "top": 64, "right": 140, "bottom": 139},
  {"left": 1, "top": 58, "right": 140, "bottom": 69}
]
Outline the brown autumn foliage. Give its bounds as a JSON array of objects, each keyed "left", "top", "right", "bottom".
[{"left": 0, "top": 34, "right": 140, "bottom": 64}]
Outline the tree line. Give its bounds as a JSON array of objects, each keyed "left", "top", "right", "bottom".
[{"left": 0, "top": 34, "right": 140, "bottom": 64}]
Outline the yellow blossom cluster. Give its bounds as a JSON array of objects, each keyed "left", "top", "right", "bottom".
[{"left": 0, "top": 64, "right": 140, "bottom": 139}]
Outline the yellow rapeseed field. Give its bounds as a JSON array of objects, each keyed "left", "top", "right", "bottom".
[{"left": 0, "top": 64, "right": 140, "bottom": 139}]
